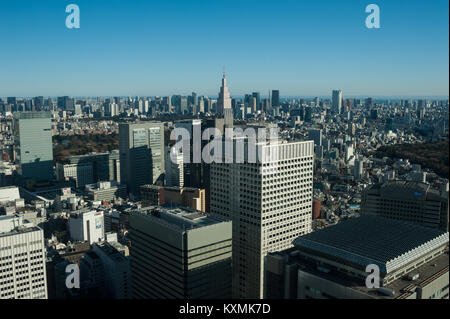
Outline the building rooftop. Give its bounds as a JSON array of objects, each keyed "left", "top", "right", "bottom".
[
  {"left": 278, "top": 246, "right": 449, "bottom": 299},
  {"left": 140, "top": 184, "right": 162, "bottom": 190},
  {"left": 94, "top": 242, "right": 128, "bottom": 262},
  {"left": 369, "top": 180, "right": 448, "bottom": 201},
  {"left": 293, "top": 215, "right": 449, "bottom": 274},
  {"left": 163, "top": 186, "right": 202, "bottom": 192},
  {"left": 0, "top": 186, "right": 21, "bottom": 203},
  {"left": 133, "top": 206, "right": 227, "bottom": 231},
  {"left": 0, "top": 215, "right": 41, "bottom": 238},
  {"left": 69, "top": 208, "right": 101, "bottom": 218},
  {"left": 13, "top": 111, "right": 52, "bottom": 119},
  {"left": 382, "top": 252, "right": 449, "bottom": 299},
  {"left": 85, "top": 181, "right": 122, "bottom": 191}
]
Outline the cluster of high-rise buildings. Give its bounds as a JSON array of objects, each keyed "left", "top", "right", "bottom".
[{"left": 0, "top": 74, "right": 448, "bottom": 300}]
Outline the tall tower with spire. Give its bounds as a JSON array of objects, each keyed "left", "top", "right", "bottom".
[{"left": 217, "top": 68, "right": 233, "bottom": 128}]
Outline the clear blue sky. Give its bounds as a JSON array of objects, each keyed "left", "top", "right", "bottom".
[{"left": 0, "top": 0, "right": 448, "bottom": 98}]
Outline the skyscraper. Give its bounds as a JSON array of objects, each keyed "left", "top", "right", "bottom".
[
  {"left": 119, "top": 122, "right": 165, "bottom": 198},
  {"left": 12, "top": 111, "right": 54, "bottom": 183},
  {"left": 332, "top": 90, "right": 343, "bottom": 114},
  {"left": 191, "top": 92, "right": 198, "bottom": 109},
  {"left": 304, "top": 106, "right": 313, "bottom": 122},
  {"left": 308, "top": 128, "right": 322, "bottom": 147},
  {"left": 165, "top": 146, "right": 184, "bottom": 187},
  {"left": 34, "top": 96, "right": 44, "bottom": 110},
  {"left": 210, "top": 134, "right": 314, "bottom": 298},
  {"left": 174, "top": 119, "right": 203, "bottom": 188},
  {"left": 91, "top": 242, "right": 132, "bottom": 299},
  {"left": 216, "top": 71, "right": 233, "bottom": 128},
  {"left": 180, "top": 97, "right": 188, "bottom": 114},
  {"left": 365, "top": 97, "right": 374, "bottom": 108},
  {"left": 0, "top": 215, "right": 48, "bottom": 299},
  {"left": 271, "top": 90, "right": 280, "bottom": 108},
  {"left": 129, "top": 206, "right": 232, "bottom": 299},
  {"left": 7, "top": 97, "right": 16, "bottom": 105},
  {"left": 354, "top": 158, "right": 364, "bottom": 180},
  {"left": 252, "top": 92, "right": 261, "bottom": 109}
]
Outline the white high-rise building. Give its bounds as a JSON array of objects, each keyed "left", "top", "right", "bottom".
[
  {"left": 210, "top": 135, "right": 314, "bottom": 299},
  {"left": 0, "top": 215, "right": 48, "bottom": 299},
  {"left": 165, "top": 146, "right": 184, "bottom": 187}
]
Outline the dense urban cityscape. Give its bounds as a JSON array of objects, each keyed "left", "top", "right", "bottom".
[
  {"left": 0, "top": 72, "right": 448, "bottom": 300},
  {"left": 0, "top": 1, "right": 448, "bottom": 314}
]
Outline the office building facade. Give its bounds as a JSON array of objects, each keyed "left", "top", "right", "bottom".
[
  {"left": 361, "top": 181, "right": 449, "bottom": 231},
  {"left": 66, "top": 150, "right": 120, "bottom": 183},
  {"left": 271, "top": 90, "right": 280, "bottom": 108},
  {"left": 129, "top": 206, "right": 232, "bottom": 299},
  {"left": 12, "top": 112, "right": 54, "bottom": 182},
  {"left": 332, "top": 90, "right": 343, "bottom": 114},
  {"left": 210, "top": 137, "right": 314, "bottom": 298},
  {"left": 119, "top": 122, "right": 165, "bottom": 198},
  {"left": 0, "top": 215, "right": 48, "bottom": 299},
  {"left": 165, "top": 146, "right": 184, "bottom": 187},
  {"left": 265, "top": 215, "right": 449, "bottom": 299},
  {"left": 67, "top": 209, "right": 105, "bottom": 244}
]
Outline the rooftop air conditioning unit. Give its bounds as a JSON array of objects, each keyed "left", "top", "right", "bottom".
[{"left": 408, "top": 273, "right": 420, "bottom": 281}]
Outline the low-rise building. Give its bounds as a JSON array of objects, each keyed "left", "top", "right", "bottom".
[
  {"left": 362, "top": 181, "right": 449, "bottom": 231},
  {"left": 85, "top": 181, "right": 127, "bottom": 202},
  {"left": 140, "top": 185, "right": 205, "bottom": 212},
  {"left": 265, "top": 215, "right": 449, "bottom": 299},
  {"left": 67, "top": 209, "right": 105, "bottom": 244}
]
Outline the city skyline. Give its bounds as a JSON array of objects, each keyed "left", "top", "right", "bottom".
[
  {"left": 0, "top": 0, "right": 449, "bottom": 307},
  {"left": 0, "top": 0, "right": 448, "bottom": 97},
  {"left": 1, "top": 91, "right": 449, "bottom": 100}
]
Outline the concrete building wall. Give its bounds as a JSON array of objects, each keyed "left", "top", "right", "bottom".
[
  {"left": 362, "top": 182, "right": 449, "bottom": 231},
  {"left": 210, "top": 139, "right": 314, "bottom": 299},
  {"left": 297, "top": 270, "right": 373, "bottom": 299},
  {"left": 92, "top": 243, "right": 132, "bottom": 299},
  {"left": 129, "top": 209, "right": 232, "bottom": 299},
  {"left": 68, "top": 211, "right": 105, "bottom": 244},
  {"left": 0, "top": 218, "right": 47, "bottom": 299}
]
